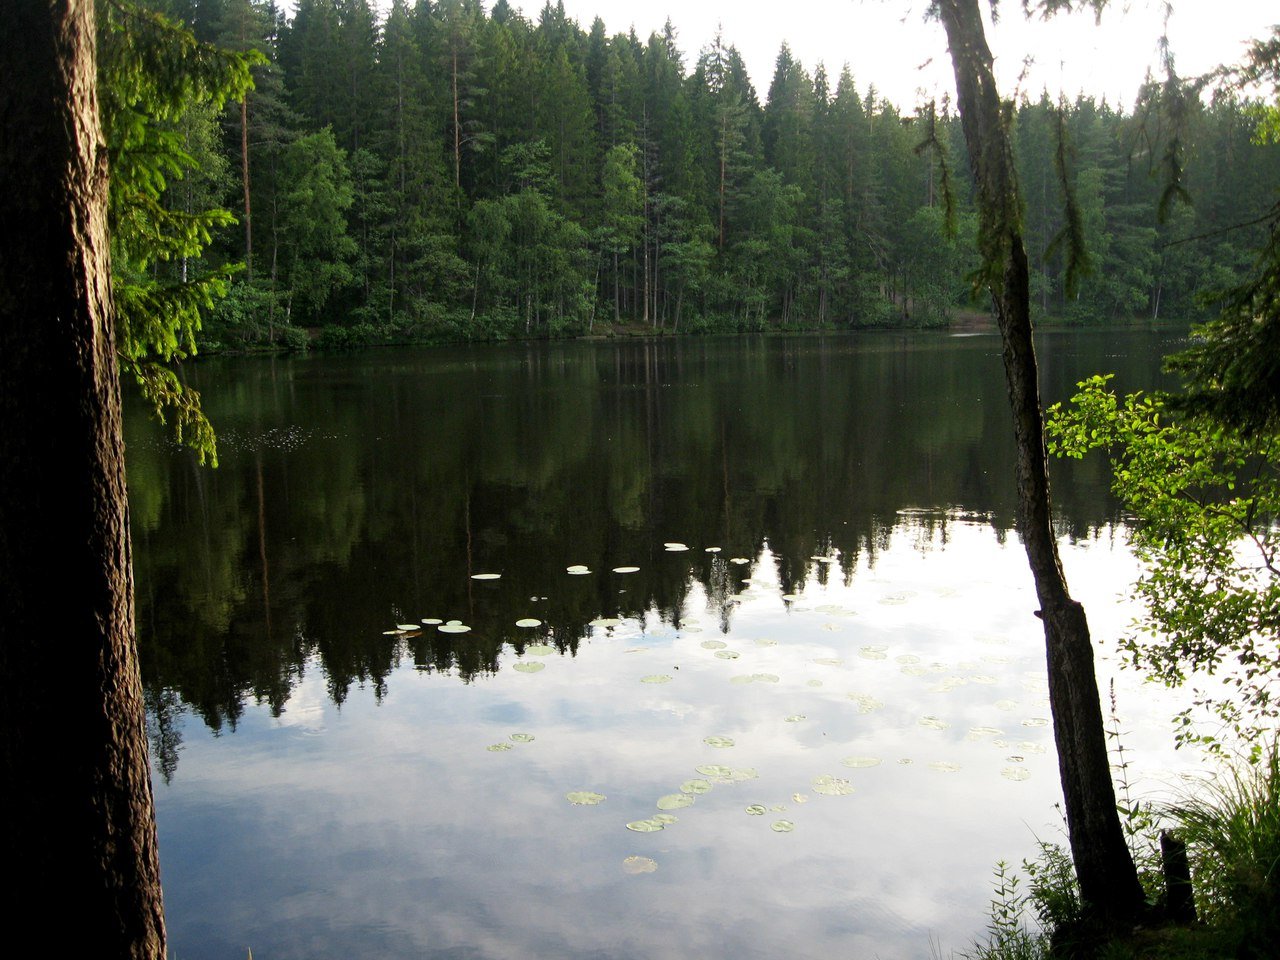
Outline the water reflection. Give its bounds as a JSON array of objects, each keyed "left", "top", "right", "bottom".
[{"left": 128, "top": 331, "right": 1188, "bottom": 958}]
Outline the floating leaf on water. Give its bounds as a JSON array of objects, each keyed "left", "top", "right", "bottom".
[
  {"left": 995, "top": 699, "right": 1019, "bottom": 711},
  {"left": 896, "top": 654, "right": 921, "bottom": 664},
  {"left": 626, "top": 819, "right": 665, "bottom": 833},
  {"left": 679, "top": 779, "right": 712, "bottom": 795},
  {"left": 812, "top": 658, "right": 843, "bottom": 667},
  {"left": 396, "top": 624, "right": 419, "bottom": 631},
  {"left": 700, "top": 639, "right": 728, "bottom": 650},
  {"left": 590, "top": 618, "right": 621, "bottom": 628},
  {"left": 879, "top": 593, "right": 909, "bottom": 605},
  {"left": 1001, "top": 767, "right": 1032, "bottom": 782},
  {"left": 807, "top": 680, "right": 824, "bottom": 688},
  {"left": 510, "top": 733, "right": 536, "bottom": 743},
  {"left": 781, "top": 593, "right": 800, "bottom": 602},
  {"left": 752, "top": 673, "right": 779, "bottom": 683},
  {"left": 681, "top": 625, "right": 704, "bottom": 633},
  {"left": 566, "top": 565, "right": 590, "bottom": 574},
  {"left": 815, "top": 604, "right": 848, "bottom": 615},
  {"left": 928, "top": 762, "right": 962, "bottom": 773},
  {"left": 1017, "top": 741, "right": 1047, "bottom": 754},
  {"left": 966, "top": 727, "right": 1004, "bottom": 741},
  {"left": 821, "top": 623, "right": 843, "bottom": 632},
  {"left": 770, "top": 804, "right": 786, "bottom": 812},
  {"left": 1021, "top": 718, "right": 1050, "bottom": 728},
  {"left": 656, "top": 793, "right": 695, "bottom": 811},
  {"left": 981, "top": 655, "right": 1012, "bottom": 665},
  {"left": 771, "top": 820, "right": 795, "bottom": 833},
  {"left": 640, "top": 674, "right": 672, "bottom": 684},
  {"left": 612, "top": 567, "right": 640, "bottom": 574},
  {"left": 729, "top": 767, "right": 759, "bottom": 782},
  {"left": 754, "top": 638, "right": 778, "bottom": 647},
  {"left": 438, "top": 623, "right": 471, "bottom": 634},
  {"left": 729, "top": 675, "right": 754, "bottom": 685},
  {"left": 792, "top": 793, "right": 809, "bottom": 804},
  {"left": 382, "top": 630, "right": 401, "bottom": 636},
  {"left": 897, "top": 758, "right": 914, "bottom": 765},
  {"left": 622, "top": 856, "right": 657, "bottom": 875},
  {"left": 515, "top": 618, "right": 543, "bottom": 628},
  {"left": 513, "top": 662, "right": 545, "bottom": 674},
  {"left": 695, "top": 764, "right": 733, "bottom": 779},
  {"left": 968, "top": 675, "right": 998, "bottom": 685},
  {"left": 858, "top": 647, "right": 887, "bottom": 660},
  {"left": 421, "top": 618, "right": 443, "bottom": 625},
  {"left": 812, "top": 775, "right": 855, "bottom": 796},
  {"left": 714, "top": 650, "right": 740, "bottom": 660},
  {"left": 566, "top": 791, "right": 606, "bottom": 805},
  {"left": 652, "top": 814, "right": 679, "bottom": 825},
  {"left": 567, "top": 568, "right": 592, "bottom": 576},
  {"left": 841, "top": 756, "right": 882, "bottom": 769},
  {"left": 664, "top": 543, "right": 689, "bottom": 552},
  {"left": 470, "top": 573, "right": 501, "bottom": 581},
  {"left": 784, "top": 715, "right": 806, "bottom": 723},
  {"left": 848, "top": 694, "right": 883, "bottom": 714},
  {"left": 486, "top": 743, "right": 513, "bottom": 752},
  {"left": 992, "top": 738, "right": 1011, "bottom": 748},
  {"left": 730, "top": 558, "right": 750, "bottom": 565},
  {"left": 745, "top": 804, "right": 767, "bottom": 816},
  {"left": 705, "top": 546, "right": 722, "bottom": 553},
  {"left": 1006, "top": 755, "right": 1025, "bottom": 763},
  {"left": 703, "top": 736, "right": 735, "bottom": 748},
  {"left": 918, "top": 715, "right": 950, "bottom": 730},
  {"left": 525, "top": 644, "right": 556, "bottom": 656},
  {"left": 901, "top": 666, "right": 929, "bottom": 677}
]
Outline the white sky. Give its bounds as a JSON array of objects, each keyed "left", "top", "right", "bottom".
[{"left": 526, "top": 0, "right": 1278, "bottom": 109}]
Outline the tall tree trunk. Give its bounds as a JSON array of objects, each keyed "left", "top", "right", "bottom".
[
  {"left": 935, "top": 0, "right": 1145, "bottom": 928},
  {"left": 0, "top": 2, "right": 166, "bottom": 957},
  {"left": 241, "top": 94, "right": 253, "bottom": 280}
]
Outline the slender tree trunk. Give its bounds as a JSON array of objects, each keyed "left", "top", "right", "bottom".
[
  {"left": 241, "top": 94, "right": 252, "bottom": 279},
  {"left": 935, "top": 0, "right": 1145, "bottom": 928},
  {"left": 0, "top": 3, "right": 166, "bottom": 956}
]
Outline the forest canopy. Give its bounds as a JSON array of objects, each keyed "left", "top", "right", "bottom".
[{"left": 140, "top": 0, "right": 1279, "bottom": 348}]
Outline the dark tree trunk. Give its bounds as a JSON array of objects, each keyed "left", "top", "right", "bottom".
[
  {"left": 0, "top": 3, "right": 166, "bottom": 957},
  {"left": 935, "top": 0, "right": 1145, "bottom": 928}
]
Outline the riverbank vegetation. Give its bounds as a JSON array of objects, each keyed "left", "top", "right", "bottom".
[{"left": 145, "top": 0, "right": 1278, "bottom": 350}]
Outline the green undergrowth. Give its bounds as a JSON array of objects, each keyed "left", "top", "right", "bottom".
[{"left": 962, "top": 742, "right": 1280, "bottom": 960}]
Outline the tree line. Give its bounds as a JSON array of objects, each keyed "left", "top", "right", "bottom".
[{"left": 153, "top": 0, "right": 1278, "bottom": 349}]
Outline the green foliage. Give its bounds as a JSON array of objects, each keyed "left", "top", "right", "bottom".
[
  {"left": 1047, "top": 376, "right": 1280, "bottom": 748},
  {"left": 100, "top": 0, "right": 260, "bottom": 463},
  {"left": 1164, "top": 744, "right": 1280, "bottom": 954}
]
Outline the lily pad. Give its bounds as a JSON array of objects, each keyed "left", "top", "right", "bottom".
[
  {"left": 812, "top": 658, "right": 843, "bottom": 667},
  {"left": 625, "top": 819, "right": 665, "bottom": 833},
  {"left": 792, "top": 793, "right": 810, "bottom": 804},
  {"left": 918, "top": 715, "right": 950, "bottom": 730},
  {"left": 679, "top": 779, "right": 713, "bottom": 795},
  {"left": 754, "top": 638, "right": 778, "bottom": 647},
  {"left": 566, "top": 564, "right": 590, "bottom": 574},
  {"left": 704, "top": 546, "right": 722, "bottom": 553},
  {"left": 525, "top": 644, "right": 556, "bottom": 656},
  {"left": 612, "top": 567, "right": 640, "bottom": 574},
  {"left": 807, "top": 680, "right": 824, "bottom": 688},
  {"left": 695, "top": 764, "right": 733, "bottom": 779},
  {"left": 438, "top": 623, "right": 471, "bottom": 634},
  {"left": 858, "top": 647, "right": 887, "bottom": 660},
  {"left": 700, "top": 639, "right": 728, "bottom": 650},
  {"left": 640, "top": 674, "right": 673, "bottom": 684},
  {"left": 995, "top": 699, "right": 1019, "bottom": 711},
  {"left": 566, "top": 791, "right": 606, "bottom": 805},
  {"left": 703, "top": 736, "right": 735, "bottom": 748},
  {"left": 928, "top": 762, "right": 962, "bottom": 773},
  {"left": 1022, "top": 717, "right": 1050, "bottom": 727},
  {"left": 714, "top": 650, "right": 740, "bottom": 660},
  {"left": 470, "top": 573, "right": 501, "bottom": 581},
  {"left": 730, "top": 558, "right": 750, "bottom": 565},
  {"left": 1001, "top": 767, "right": 1032, "bottom": 782},
  {"left": 663, "top": 542, "right": 689, "bottom": 552},
  {"left": 590, "top": 618, "right": 621, "bottom": 628},
  {"left": 745, "top": 804, "right": 768, "bottom": 816},
  {"left": 784, "top": 715, "right": 806, "bottom": 723},
  {"left": 622, "top": 856, "right": 657, "bottom": 874},
  {"left": 510, "top": 733, "right": 536, "bottom": 743},
  {"left": 652, "top": 814, "right": 679, "bottom": 825},
  {"left": 396, "top": 624, "right": 419, "bottom": 631},
  {"left": 486, "top": 743, "right": 513, "bottom": 752},
  {"left": 841, "top": 756, "right": 882, "bottom": 769},
  {"left": 421, "top": 618, "right": 443, "bottom": 625},
  {"left": 513, "top": 662, "right": 546, "bottom": 674},
  {"left": 515, "top": 618, "right": 543, "bottom": 628},
  {"left": 849, "top": 694, "right": 883, "bottom": 714},
  {"left": 812, "top": 775, "right": 854, "bottom": 796},
  {"left": 771, "top": 820, "right": 795, "bottom": 833},
  {"left": 656, "top": 793, "right": 695, "bottom": 811}
]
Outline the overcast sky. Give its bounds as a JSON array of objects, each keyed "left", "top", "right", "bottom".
[{"left": 521, "top": 0, "right": 1277, "bottom": 109}]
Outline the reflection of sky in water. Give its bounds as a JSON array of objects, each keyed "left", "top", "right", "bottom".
[{"left": 156, "top": 518, "right": 1200, "bottom": 959}]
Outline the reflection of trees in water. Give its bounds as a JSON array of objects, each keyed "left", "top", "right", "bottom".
[{"left": 128, "top": 332, "right": 1174, "bottom": 777}]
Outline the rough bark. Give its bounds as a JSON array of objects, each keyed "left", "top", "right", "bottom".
[
  {"left": 0, "top": 2, "right": 166, "bottom": 956},
  {"left": 935, "top": 0, "right": 1145, "bottom": 926}
]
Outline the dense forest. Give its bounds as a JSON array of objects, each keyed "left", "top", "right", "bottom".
[{"left": 149, "top": 0, "right": 1279, "bottom": 347}]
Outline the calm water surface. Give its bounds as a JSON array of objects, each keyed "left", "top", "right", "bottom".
[{"left": 127, "top": 330, "right": 1200, "bottom": 960}]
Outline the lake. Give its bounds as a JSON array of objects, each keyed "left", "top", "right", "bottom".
[{"left": 127, "top": 329, "right": 1202, "bottom": 959}]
